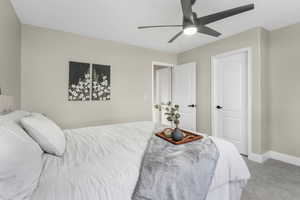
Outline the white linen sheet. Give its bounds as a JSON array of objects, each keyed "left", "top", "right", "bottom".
[{"left": 31, "top": 121, "right": 250, "bottom": 200}]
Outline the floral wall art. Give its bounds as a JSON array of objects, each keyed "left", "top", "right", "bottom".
[
  {"left": 68, "top": 62, "right": 91, "bottom": 101},
  {"left": 92, "top": 64, "right": 111, "bottom": 101},
  {"left": 68, "top": 61, "right": 111, "bottom": 101}
]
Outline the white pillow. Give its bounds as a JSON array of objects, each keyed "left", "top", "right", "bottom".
[
  {"left": 0, "top": 121, "right": 43, "bottom": 200},
  {"left": 0, "top": 110, "right": 31, "bottom": 124},
  {"left": 21, "top": 114, "right": 66, "bottom": 156}
]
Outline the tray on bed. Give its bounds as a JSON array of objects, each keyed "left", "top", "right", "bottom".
[{"left": 155, "top": 128, "right": 203, "bottom": 145}]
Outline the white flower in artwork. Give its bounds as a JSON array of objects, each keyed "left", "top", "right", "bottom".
[{"left": 102, "top": 80, "right": 108, "bottom": 86}]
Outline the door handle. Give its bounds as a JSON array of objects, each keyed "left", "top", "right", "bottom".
[
  {"left": 188, "top": 104, "right": 196, "bottom": 108},
  {"left": 216, "top": 105, "right": 223, "bottom": 110}
]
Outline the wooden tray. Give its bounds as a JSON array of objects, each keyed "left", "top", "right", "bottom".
[{"left": 155, "top": 128, "right": 203, "bottom": 145}]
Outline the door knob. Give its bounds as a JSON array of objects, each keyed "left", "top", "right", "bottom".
[
  {"left": 216, "top": 105, "right": 223, "bottom": 109},
  {"left": 188, "top": 104, "right": 196, "bottom": 108}
]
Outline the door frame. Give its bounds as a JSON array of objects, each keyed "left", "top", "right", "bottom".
[
  {"left": 211, "top": 48, "right": 252, "bottom": 155},
  {"left": 151, "top": 61, "right": 174, "bottom": 122}
]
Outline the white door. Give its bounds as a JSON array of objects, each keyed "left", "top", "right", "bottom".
[
  {"left": 213, "top": 51, "right": 248, "bottom": 155},
  {"left": 172, "top": 63, "right": 197, "bottom": 131},
  {"left": 155, "top": 67, "right": 172, "bottom": 125}
]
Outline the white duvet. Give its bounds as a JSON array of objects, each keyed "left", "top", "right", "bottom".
[{"left": 31, "top": 121, "right": 250, "bottom": 200}]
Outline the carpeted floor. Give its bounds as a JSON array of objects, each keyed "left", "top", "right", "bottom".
[{"left": 242, "top": 157, "right": 300, "bottom": 200}]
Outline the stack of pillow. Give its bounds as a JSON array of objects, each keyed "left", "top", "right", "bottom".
[{"left": 0, "top": 111, "right": 66, "bottom": 200}]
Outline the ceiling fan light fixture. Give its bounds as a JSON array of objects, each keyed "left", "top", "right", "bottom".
[{"left": 183, "top": 26, "right": 197, "bottom": 35}]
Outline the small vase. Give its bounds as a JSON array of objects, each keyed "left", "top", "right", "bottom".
[{"left": 172, "top": 128, "right": 184, "bottom": 141}]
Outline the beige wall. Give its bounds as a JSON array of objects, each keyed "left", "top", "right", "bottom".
[
  {"left": 0, "top": 0, "right": 21, "bottom": 107},
  {"left": 177, "top": 28, "right": 266, "bottom": 154},
  {"left": 268, "top": 23, "right": 300, "bottom": 157},
  {"left": 260, "top": 28, "right": 270, "bottom": 153},
  {"left": 21, "top": 25, "right": 176, "bottom": 128}
]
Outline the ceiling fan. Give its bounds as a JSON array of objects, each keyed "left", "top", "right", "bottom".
[{"left": 138, "top": 0, "right": 254, "bottom": 43}]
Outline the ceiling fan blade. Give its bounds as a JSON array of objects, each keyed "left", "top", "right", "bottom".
[
  {"left": 198, "top": 26, "right": 221, "bottom": 37},
  {"left": 196, "top": 4, "right": 254, "bottom": 25},
  {"left": 181, "top": 0, "right": 193, "bottom": 20},
  {"left": 168, "top": 31, "right": 183, "bottom": 43},
  {"left": 138, "top": 25, "right": 183, "bottom": 29}
]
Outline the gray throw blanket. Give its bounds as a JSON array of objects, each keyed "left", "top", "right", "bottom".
[{"left": 132, "top": 135, "right": 219, "bottom": 200}]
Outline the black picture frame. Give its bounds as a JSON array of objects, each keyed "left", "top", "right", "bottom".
[
  {"left": 68, "top": 61, "right": 91, "bottom": 101},
  {"left": 92, "top": 64, "right": 111, "bottom": 101}
]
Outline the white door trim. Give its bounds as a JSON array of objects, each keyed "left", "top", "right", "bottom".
[
  {"left": 211, "top": 48, "right": 252, "bottom": 155},
  {"left": 151, "top": 61, "right": 174, "bottom": 122}
]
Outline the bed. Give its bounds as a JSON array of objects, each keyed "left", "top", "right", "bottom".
[
  {"left": 31, "top": 121, "right": 250, "bottom": 200},
  {"left": 0, "top": 111, "right": 250, "bottom": 200}
]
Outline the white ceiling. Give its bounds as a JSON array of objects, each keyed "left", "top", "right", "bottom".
[{"left": 10, "top": 0, "right": 300, "bottom": 53}]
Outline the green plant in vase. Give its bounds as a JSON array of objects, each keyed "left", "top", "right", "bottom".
[
  {"left": 154, "top": 102, "right": 184, "bottom": 141},
  {"left": 164, "top": 102, "right": 179, "bottom": 127}
]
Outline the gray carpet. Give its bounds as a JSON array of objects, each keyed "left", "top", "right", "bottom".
[{"left": 242, "top": 157, "right": 300, "bottom": 200}]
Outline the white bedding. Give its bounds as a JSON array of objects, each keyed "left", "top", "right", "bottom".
[{"left": 31, "top": 121, "right": 250, "bottom": 200}]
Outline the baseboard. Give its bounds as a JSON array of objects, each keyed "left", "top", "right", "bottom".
[
  {"left": 267, "top": 151, "right": 300, "bottom": 167},
  {"left": 248, "top": 153, "right": 268, "bottom": 163},
  {"left": 249, "top": 151, "right": 300, "bottom": 167}
]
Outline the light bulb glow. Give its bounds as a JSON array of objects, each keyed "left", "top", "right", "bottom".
[{"left": 183, "top": 26, "right": 197, "bottom": 35}]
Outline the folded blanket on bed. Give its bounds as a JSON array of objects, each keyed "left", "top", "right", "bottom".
[{"left": 132, "top": 134, "right": 220, "bottom": 200}]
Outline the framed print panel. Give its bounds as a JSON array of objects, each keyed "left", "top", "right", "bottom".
[
  {"left": 92, "top": 64, "right": 111, "bottom": 101},
  {"left": 68, "top": 61, "right": 91, "bottom": 101}
]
